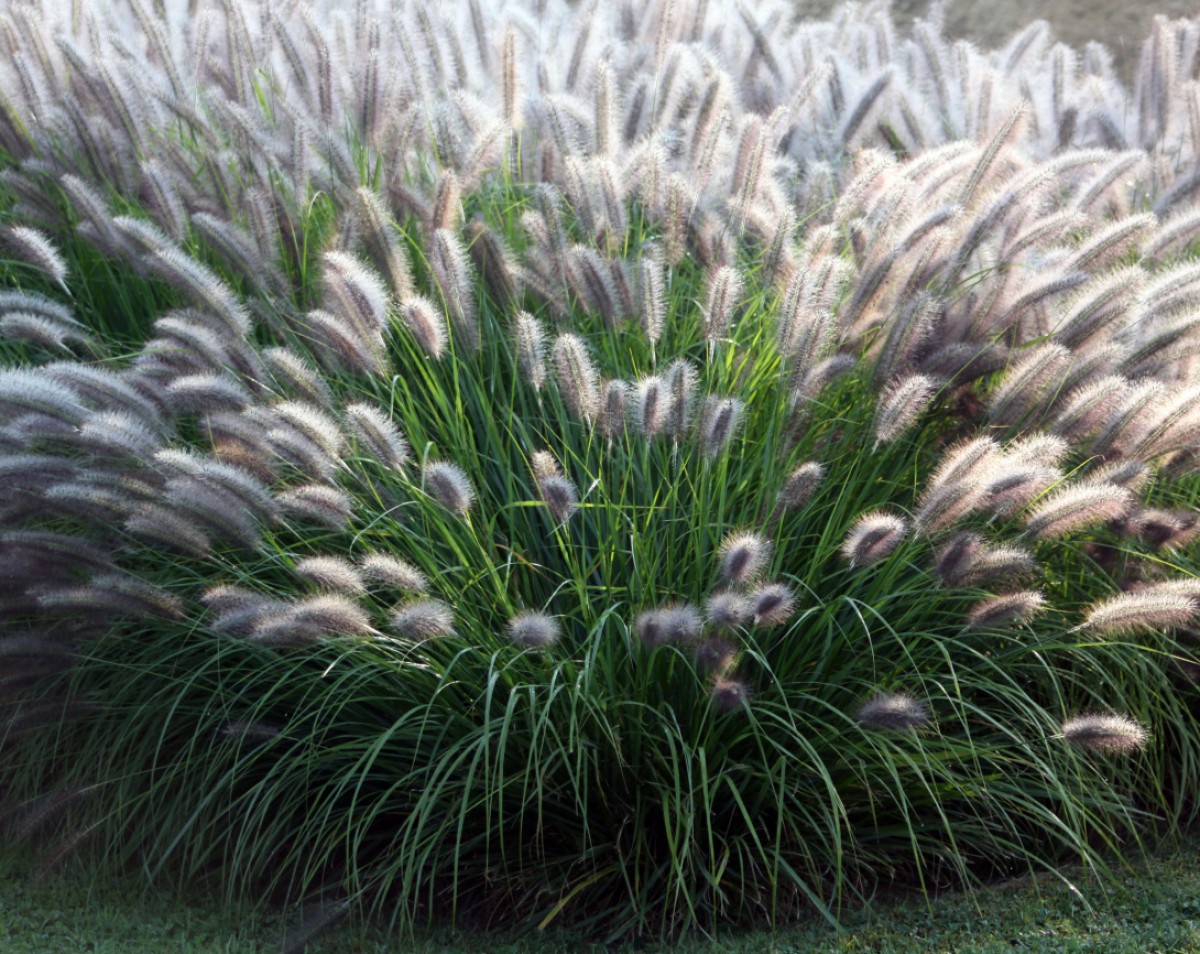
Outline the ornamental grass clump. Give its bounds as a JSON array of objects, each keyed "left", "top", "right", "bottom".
[{"left": 4, "top": 0, "right": 1200, "bottom": 945}]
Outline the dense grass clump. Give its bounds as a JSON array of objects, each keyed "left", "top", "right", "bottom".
[{"left": 3, "top": 0, "right": 1200, "bottom": 943}]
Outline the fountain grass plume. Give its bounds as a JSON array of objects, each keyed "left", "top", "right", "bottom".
[
  {"left": 857, "top": 692, "right": 930, "bottom": 732},
  {"left": 1078, "top": 590, "right": 1198, "bottom": 635},
  {"left": 506, "top": 610, "right": 561, "bottom": 649},
  {"left": 1061, "top": 714, "right": 1148, "bottom": 756},
  {"left": 842, "top": 511, "right": 908, "bottom": 567}
]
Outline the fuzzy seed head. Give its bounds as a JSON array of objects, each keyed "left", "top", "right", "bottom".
[
  {"left": 3, "top": 226, "right": 69, "bottom": 287},
  {"left": 710, "top": 676, "right": 750, "bottom": 711},
  {"left": 699, "top": 396, "right": 744, "bottom": 456},
  {"left": 40, "top": 573, "right": 183, "bottom": 621},
  {"left": 201, "top": 585, "right": 267, "bottom": 616},
  {"left": 1127, "top": 579, "right": 1200, "bottom": 600},
  {"left": 286, "top": 594, "right": 374, "bottom": 637},
  {"left": 718, "top": 532, "right": 771, "bottom": 586},
  {"left": 930, "top": 437, "right": 1002, "bottom": 488},
  {"left": 295, "top": 557, "right": 366, "bottom": 594},
  {"left": 778, "top": 462, "right": 825, "bottom": 510},
  {"left": 507, "top": 610, "right": 560, "bottom": 649},
  {"left": 390, "top": 599, "right": 456, "bottom": 640},
  {"left": 165, "top": 373, "right": 251, "bottom": 413},
  {"left": 345, "top": 403, "right": 409, "bottom": 470},
  {"left": 264, "top": 348, "right": 334, "bottom": 408},
  {"left": 934, "top": 532, "right": 984, "bottom": 587},
  {"left": 277, "top": 484, "right": 353, "bottom": 530},
  {"left": 874, "top": 374, "right": 936, "bottom": 445},
  {"left": 857, "top": 692, "right": 930, "bottom": 731},
  {"left": 963, "top": 591, "right": 1047, "bottom": 630},
  {"left": 1079, "top": 591, "right": 1197, "bottom": 635},
  {"left": 125, "top": 504, "right": 212, "bottom": 557},
  {"left": 220, "top": 721, "right": 283, "bottom": 744},
  {"left": 1052, "top": 377, "right": 1129, "bottom": 440},
  {"left": 302, "top": 309, "right": 386, "bottom": 377},
  {"left": 530, "top": 450, "right": 561, "bottom": 482},
  {"left": 983, "top": 466, "right": 1062, "bottom": 516},
  {"left": 401, "top": 296, "right": 448, "bottom": 359},
  {"left": 988, "top": 343, "right": 1072, "bottom": 425},
  {"left": 353, "top": 186, "right": 414, "bottom": 300},
  {"left": 1, "top": 312, "right": 84, "bottom": 352},
  {"left": 431, "top": 171, "right": 463, "bottom": 231},
  {"left": 749, "top": 582, "right": 795, "bottom": 628},
  {"left": 1130, "top": 509, "right": 1200, "bottom": 550},
  {"left": 538, "top": 475, "right": 579, "bottom": 523},
  {"left": 551, "top": 333, "right": 601, "bottom": 421},
  {"left": 842, "top": 511, "right": 908, "bottom": 567},
  {"left": 639, "top": 257, "right": 666, "bottom": 346},
  {"left": 424, "top": 461, "right": 475, "bottom": 516},
  {"left": 358, "top": 554, "right": 428, "bottom": 593},
  {"left": 636, "top": 603, "right": 704, "bottom": 648},
  {"left": 961, "top": 544, "right": 1038, "bottom": 587},
  {"left": 914, "top": 479, "right": 989, "bottom": 536},
  {"left": 631, "top": 375, "right": 672, "bottom": 438},
  {"left": 514, "top": 312, "right": 548, "bottom": 392},
  {"left": 705, "top": 591, "right": 752, "bottom": 631},
  {"left": 1084, "top": 460, "right": 1152, "bottom": 493},
  {"left": 322, "top": 251, "right": 390, "bottom": 336},
  {"left": 664, "top": 359, "right": 700, "bottom": 438},
  {"left": 695, "top": 637, "right": 738, "bottom": 674},
  {"left": 1061, "top": 713, "right": 1147, "bottom": 755},
  {"left": 598, "top": 379, "right": 629, "bottom": 438},
  {"left": 271, "top": 401, "right": 345, "bottom": 458},
  {"left": 501, "top": 26, "right": 523, "bottom": 130},
  {"left": 1023, "top": 483, "right": 1133, "bottom": 539},
  {"left": 703, "top": 265, "right": 743, "bottom": 341},
  {"left": 429, "top": 229, "right": 478, "bottom": 349}
]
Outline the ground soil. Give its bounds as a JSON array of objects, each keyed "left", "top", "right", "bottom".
[{"left": 797, "top": 0, "right": 1197, "bottom": 82}]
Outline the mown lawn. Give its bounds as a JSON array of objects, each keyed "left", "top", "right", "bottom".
[{"left": 4, "top": 844, "right": 1200, "bottom": 953}]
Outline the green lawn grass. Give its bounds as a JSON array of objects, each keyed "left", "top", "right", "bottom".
[{"left": 5, "top": 844, "right": 1200, "bottom": 953}]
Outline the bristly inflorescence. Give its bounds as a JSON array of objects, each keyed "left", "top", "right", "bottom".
[
  {"left": 857, "top": 692, "right": 931, "bottom": 732},
  {"left": 1061, "top": 714, "right": 1148, "bottom": 755}
]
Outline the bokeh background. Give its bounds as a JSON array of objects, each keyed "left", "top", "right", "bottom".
[{"left": 797, "top": 1, "right": 1197, "bottom": 79}]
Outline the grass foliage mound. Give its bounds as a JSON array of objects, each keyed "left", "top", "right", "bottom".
[{"left": 3, "top": 0, "right": 1200, "bottom": 942}]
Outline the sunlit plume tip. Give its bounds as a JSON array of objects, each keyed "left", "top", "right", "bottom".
[{"left": 856, "top": 692, "right": 930, "bottom": 731}]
